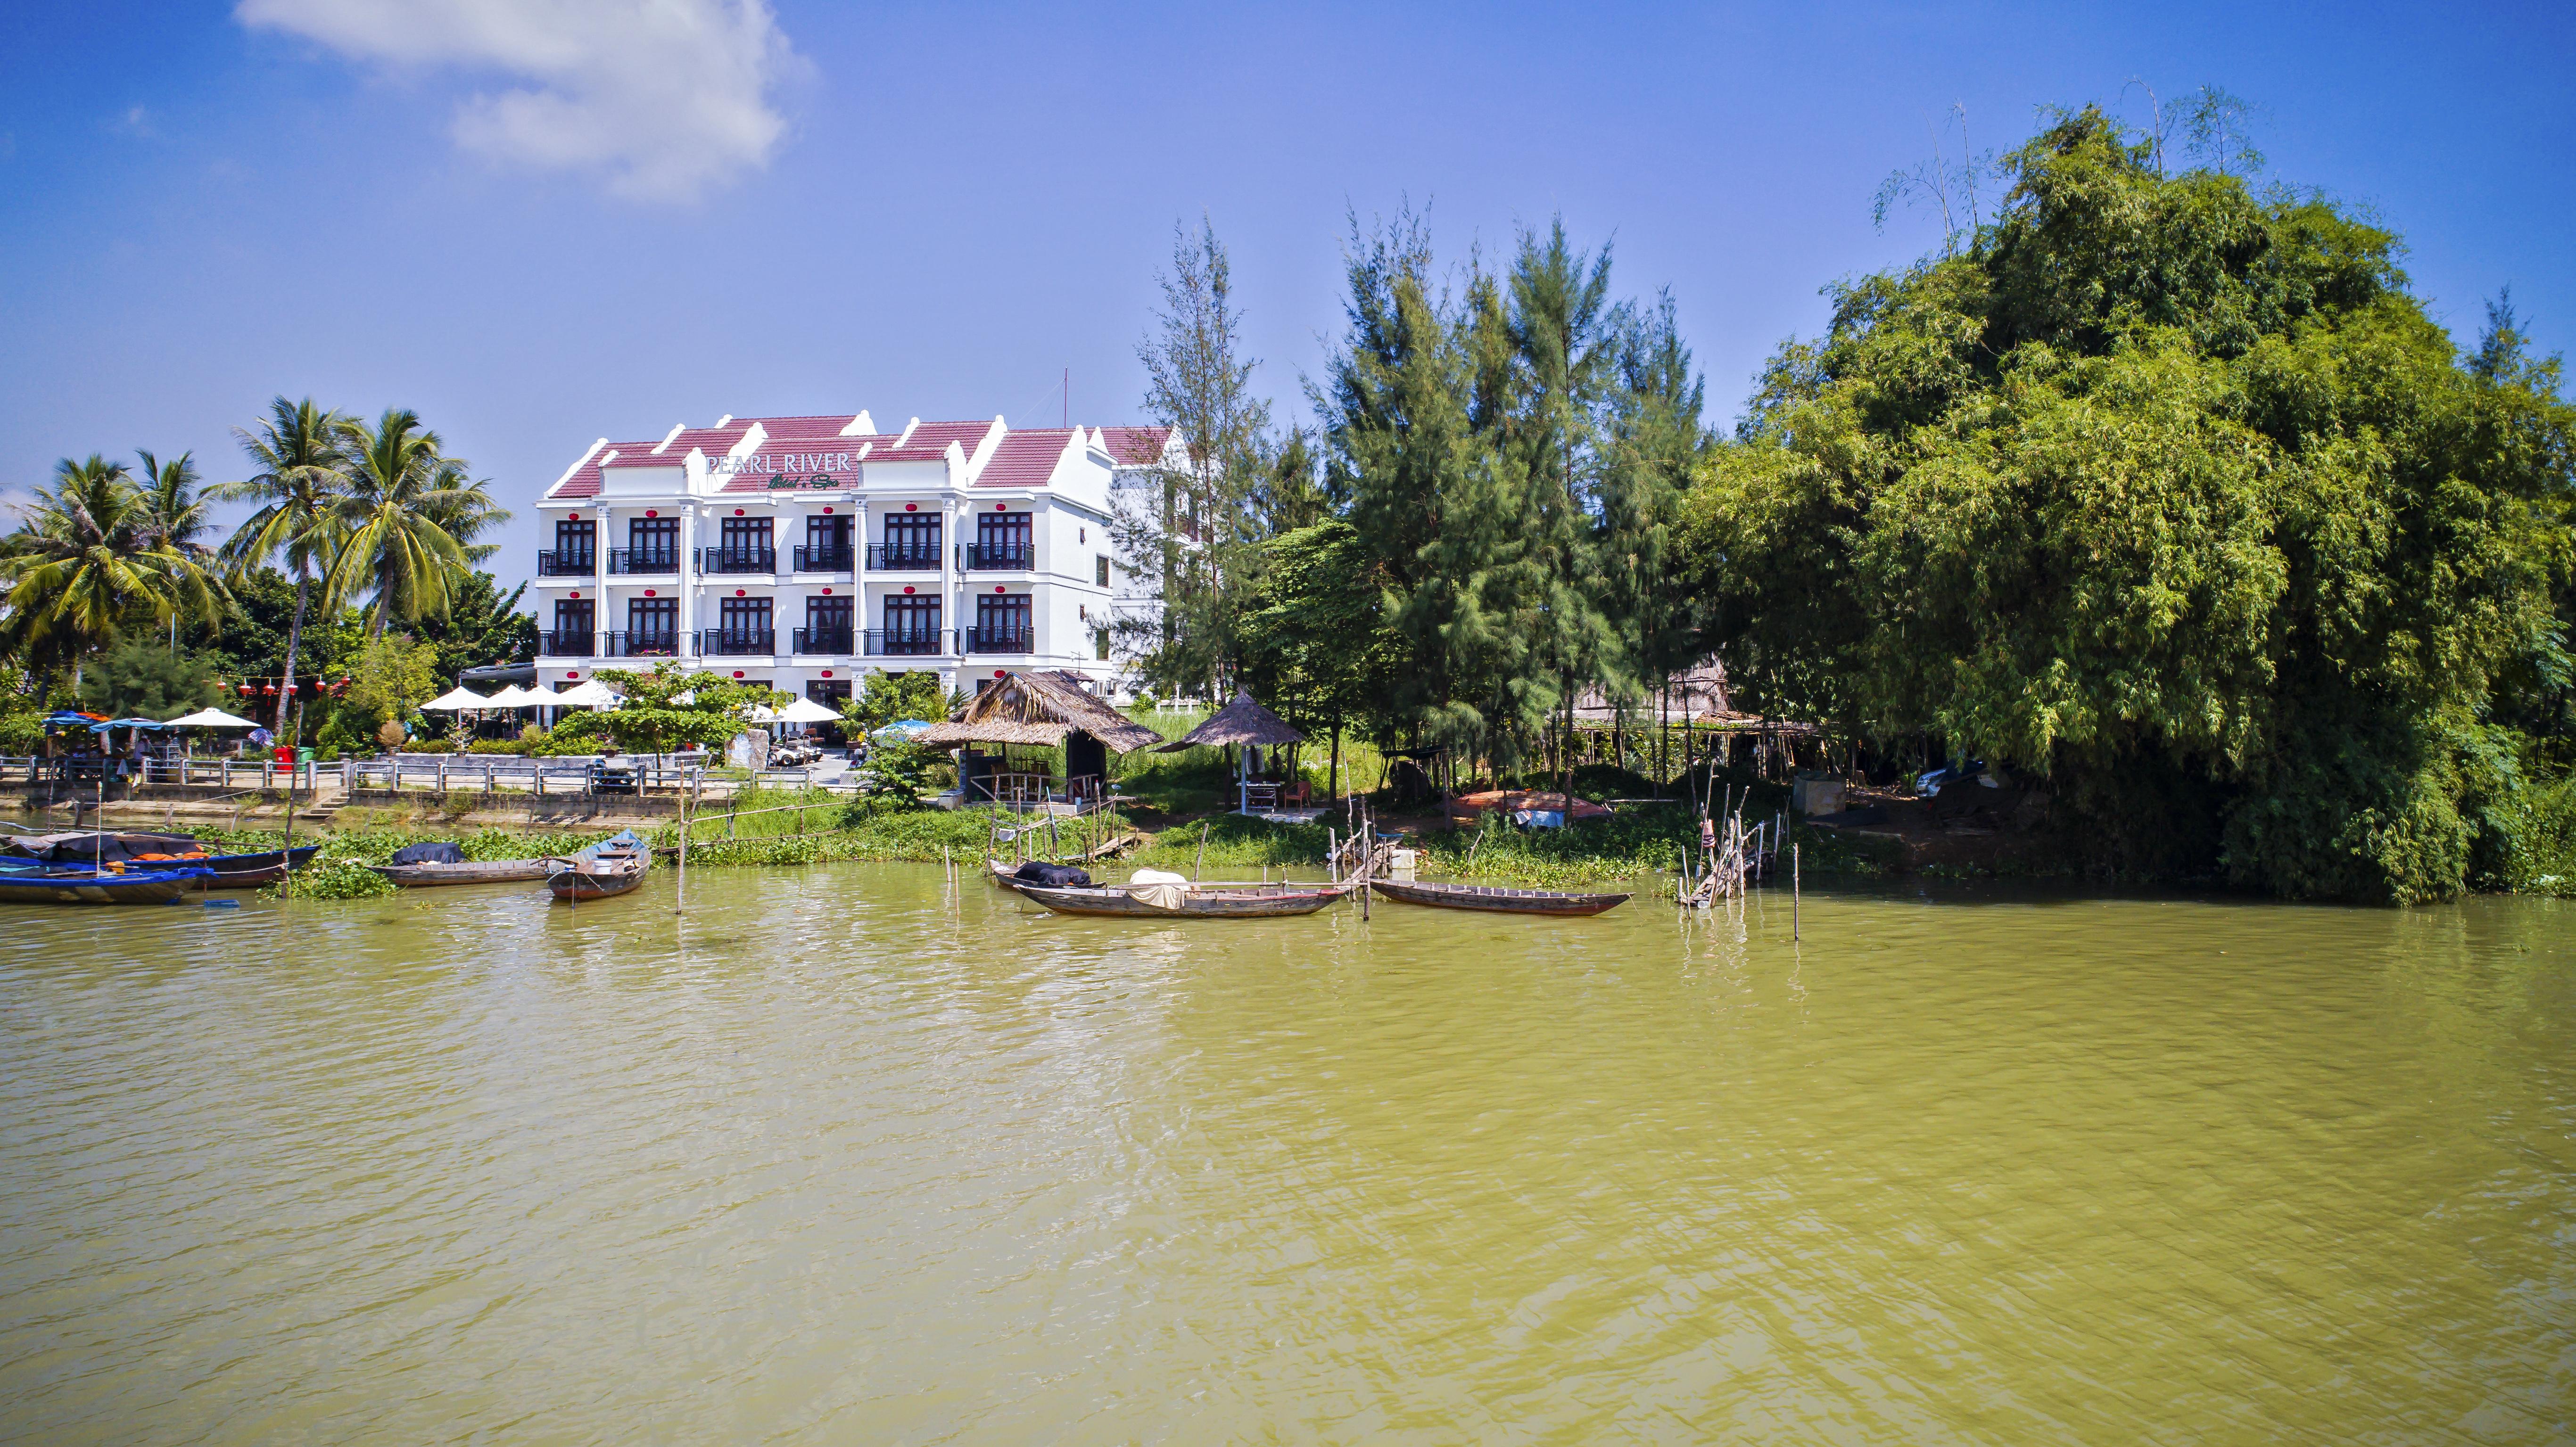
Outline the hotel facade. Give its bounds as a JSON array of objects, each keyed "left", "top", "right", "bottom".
[{"left": 531, "top": 411, "right": 1175, "bottom": 711}]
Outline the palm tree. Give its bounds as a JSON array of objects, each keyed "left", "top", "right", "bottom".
[
  {"left": 330, "top": 408, "right": 474, "bottom": 637},
  {"left": 212, "top": 397, "right": 353, "bottom": 731},
  {"left": 423, "top": 468, "right": 513, "bottom": 568},
  {"left": 135, "top": 449, "right": 219, "bottom": 653},
  {"left": 0, "top": 455, "right": 224, "bottom": 705}
]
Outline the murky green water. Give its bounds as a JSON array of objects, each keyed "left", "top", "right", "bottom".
[{"left": 0, "top": 864, "right": 2569, "bottom": 1443}]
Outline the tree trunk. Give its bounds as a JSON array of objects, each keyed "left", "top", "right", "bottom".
[{"left": 278, "top": 567, "right": 312, "bottom": 732}]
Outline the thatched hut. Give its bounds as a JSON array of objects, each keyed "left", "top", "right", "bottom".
[
  {"left": 919, "top": 669, "right": 1161, "bottom": 805},
  {"left": 1159, "top": 691, "right": 1305, "bottom": 815}
]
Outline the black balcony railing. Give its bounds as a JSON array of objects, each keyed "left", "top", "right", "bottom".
[
  {"left": 865, "top": 628, "right": 950, "bottom": 657},
  {"left": 791, "top": 626, "right": 854, "bottom": 654},
  {"left": 961, "top": 542, "right": 1033, "bottom": 570},
  {"left": 792, "top": 544, "right": 854, "bottom": 573},
  {"left": 538, "top": 629, "right": 596, "bottom": 657},
  {"left": 867, "top": 543, "right": 941, "bottom": 571},
  {"left": 963, "top": 625, "right": 1034, "bottom": 654},
  {"left": 604, "top": 630, "right": 685, "bottom": 658},
  {"left": 699, "top": 546, "right": 777, "bottom": 575},
  {"left": 608, "top": 548, "right": 681, "bottom": 576},
  {"left": 536, "top": 549, "right": 594, "bottom": 576},
  {"left": 701, "top": 629, "right": 776, "bottom": 657}
]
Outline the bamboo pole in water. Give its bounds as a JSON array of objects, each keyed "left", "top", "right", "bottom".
[
  {"left": 1793, "top": 843, "right": 1801, "bottom": 941},
  {"left": 1193, "top": 821, "right": 1208, "bottom": 883}
]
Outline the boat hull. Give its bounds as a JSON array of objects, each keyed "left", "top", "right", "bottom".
[
  {"left": 372, "top": 858, "right": 555, "bottom": 888},
  {"left": 1367, "top": 879, "right": 1632, "bottom": 916},
  {"left": 0, "top": 867, "right": 215, "bottom": 905},
  {"left": 546, "top": 830, "right": 650, "bottom": 903},
  {"left": 548, "top": 868, "right": 644, "bottom": 902},
  {"left": 1012, "top": 881, "right": 1346, "bottom": 919},
  {"left": 191, "top": 846, "right": 322, "bottom": 889}
]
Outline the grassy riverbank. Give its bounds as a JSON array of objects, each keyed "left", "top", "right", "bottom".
[{"left": 185, "top": 775, "right": 1914, "bottom": 890}]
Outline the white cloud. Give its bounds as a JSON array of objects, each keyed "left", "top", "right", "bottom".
[{"left": 237, "top": 0, "right": 797, "bottom": 202}]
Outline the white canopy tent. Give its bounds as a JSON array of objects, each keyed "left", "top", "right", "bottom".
[
  {"left": 165, "top": 707, "right": 259, "bottom": 728},
  {"left": 420, "top": 686, "right": 490, "bottom": 712}
]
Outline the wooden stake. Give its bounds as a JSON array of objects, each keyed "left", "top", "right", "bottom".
[
  {"left": 1193, "top": 820, "right": 1208, "bottom": 882},
  {"left": 1792, "top": 843, "right": 1801, "bottom": 941}
]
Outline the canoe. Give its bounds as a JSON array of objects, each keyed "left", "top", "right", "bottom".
[
  {"left": 1366, "top": 879, "right": 1632, "bottom": 917},
  {"left": 371, "top": 857, "right": 555, "bottom": 888},
  {"left": 546, "top": 830, "right": 648, "bottom": 903},
  {"left": 0, "top": 865, "right": 216, "bottom": 905},
  {"left": 1011, "top": 880, "right": 1349, "bottom": 919}
]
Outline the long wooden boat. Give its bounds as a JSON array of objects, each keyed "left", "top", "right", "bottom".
[
  {"left": 546, "top": 830, "right": 648, "bottom": 903},
  {"left": 1011, "top": 879, "right": 1349, "bottom": 919},
  {"left": 370, "top": 857, "right": 555, "bottom": 888},
  {"left": 1367, "top": 878, "right": 1632, "bottom": 917},
  {"left": 190, "top": 845, "right": 322, "bottom": 889},
  {"left": 0, "top": 865, "right": 216, "bottom": 905}
]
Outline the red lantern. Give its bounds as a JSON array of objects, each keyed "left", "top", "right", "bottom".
[
  {"left": 262, "top": 684, "right": 277, "bottom": 697},
  {"left": 237, "top": 685, "right": 254, "bottom": 698}
]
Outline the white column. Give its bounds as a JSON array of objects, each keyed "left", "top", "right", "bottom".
[{"left": 678, "top": 507, "right": 698, "bottom": 658}]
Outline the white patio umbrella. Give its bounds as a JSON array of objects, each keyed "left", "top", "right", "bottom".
[
  {"left": 776, "top": 697, "right": 841, "bottom": 724},
  {"left": 420, "top": 686, "right": 490, "bottom": 711},
  {"left": 556, "top": 679, "right": 623, "bottom": 707},
  {"left": 165, "top": 707, "right": 258, "bottom": 728},
  {"left": 520, "top": 683, "right": 565, "bottom": 704},
  {"left": 481, "top": 684, "right": 536, "bottom": 708}
]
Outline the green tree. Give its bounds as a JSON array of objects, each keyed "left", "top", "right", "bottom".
[
  {"left": 331, "top": 408, "right": 479, "bottom": 636},
  {"left": 0, "top": 455, "right": 225, "bottom": 703},
  {"left": 75, "top": 639, "right": 227, "bottom": 719},
  {"left": 322, "top": 632, "right": 442, "bottom": 749},
  {"left": 547, "top": 663, "right": 786, "bottom": 756},
  {"left": 212, "top": 396, "right": 354, "bottom": 730},
  {"left": 1235, "top": 518, "right": 1401, "bottom": 797},
  {"left": 1319, "top": 209, "right": 1535, "bottom": 774},
  {"left": 407, "top": 570, "right": 537, "bottom": 682},
  {"left": 840, "top": 670, "right": 959, "bottom": 734},
  {"left": 1682, "top": 103, "right": 2574, "bottom": 902},
  {"left": 1115, "top": 215, "right": 1275, "bottom": 697}
]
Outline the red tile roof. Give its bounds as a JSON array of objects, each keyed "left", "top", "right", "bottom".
[
  {"left": 1097, "top": 425, "right": 1173, "bottom": 465},
  {"left": 549, "top": 439, "right": 668, "bottom": 499},
  {"left": 973, "top": 429, "right": 1076, "bottom": 489},
  {"left": 547, "top": 415, "right": 1147, "bottom": 500},
  {"left": 871, "top": 418, "right": 1000, "bottom": 462}
]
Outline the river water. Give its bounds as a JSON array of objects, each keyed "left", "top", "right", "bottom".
[{"left": 0, "top": 864, "right": 2568, "bottom": 1443}]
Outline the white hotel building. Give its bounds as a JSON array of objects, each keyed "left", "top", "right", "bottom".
[{"left": 531, "top": 411, "right": 1175, "bottom": 710}]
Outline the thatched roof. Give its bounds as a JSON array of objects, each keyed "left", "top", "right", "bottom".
[
  {"left": 917, "top": 670, "right": 1162, "bottom": 752},
  {"left": 1157, "top": 691, "right": 1304, "bottom": 752}
]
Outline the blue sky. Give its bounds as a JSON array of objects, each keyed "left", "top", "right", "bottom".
[{"left": 2, "top": 1, "right": 2569, "bottom": 584}]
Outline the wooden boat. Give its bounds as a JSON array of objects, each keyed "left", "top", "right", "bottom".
[
  {"left": 1011, "top": 879, "right": 1349, "bottom": 919},
  {"left": 371, "top": 857, "right": 555, "bottom": 888},
  {"left": 190, "top": 845, "right": 322, "bottom": 889},
  {"left": 0, "top": 865, "right": 216, "bottom": 905},
  {"left": 1366, "top": 878, "right": 1632, "bottom": 917},
  {"left": 546, "top": 830, "right": 648, "bottom": 903}
]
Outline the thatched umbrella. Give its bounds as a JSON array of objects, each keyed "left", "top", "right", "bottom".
[
  {"left": 919, "top": 670, "right": 1163, "bottom": 805},
  {"left": 1159, "top": 691, "right": 1304, "bottom": 814}
]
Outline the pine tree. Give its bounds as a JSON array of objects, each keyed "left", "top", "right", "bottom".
[
  {"left": 1320, "top": 211, "right": 1534, "bottom": 778},
  {"left": 1116, "top": 215, "right": 1272, "bottom": 699}
]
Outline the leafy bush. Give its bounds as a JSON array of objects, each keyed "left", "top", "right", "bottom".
[{"left": 263, "top": 858, "right": 397, "bottom": 900}]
